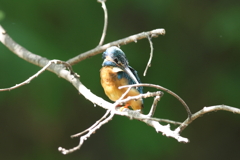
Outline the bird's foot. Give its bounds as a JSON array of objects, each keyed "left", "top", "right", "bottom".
[{"left": 117, "top": 104, "right": 130, "bottom": 112}]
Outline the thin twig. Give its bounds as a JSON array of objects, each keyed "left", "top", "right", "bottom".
[
  {"left": 0, "top": 60, "right": 78, "bottom": 91},
  {"left": 2, "top": 8, "right": 240, "bottom": 154},
  {"left": 71, "top": 109, "right": 111, "bottom": 138},
  {"left": 118, "top": 86, "right": 132, "bottom": 102},
  {"left": 1, "top": 24, "right": 189, "bottom": 153},
  {"left": 1, "top": 16, "right": 188, "bottom": 153},
  {"left": 143, "top": 35, "right": 154, "bottom": 76},
  {"left": 147, "top": 95, "right": 161, "bottom": 117},
  {"left": 61, "top": 90, "right": 164, "bottom": 154},
  {"left": 66, "top": 28, "right": 166, "bottom": 65},
  {"left": 59, "top": 110, "right": 115, "bottom": 154},
  {"left": 114, "top": 91, "right": 163, "bottom": 107},
  {"left": 119, "top": 83, "right": 192, "bottom": 118},
  {"left": 147, "top": 117, "right": 182, "bottom": 125},
  {"left": 175, "top": 105, "right": 240, "bottom": 133},
  {"left": 112, "top": 107, "right": 188, "bottom": 143},
  {"left": 98, "top": 0, "right": 108, "bottom": 46}
]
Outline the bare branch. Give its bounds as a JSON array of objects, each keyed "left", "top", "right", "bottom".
[
  {"left": 66, "top": 28, "right": 166, "bottom": 65},
  {"left": 114, "top": 91, "right": 163, "bottom": 107},
  {"left": 147, "top": 95, "right": 160, "bottom": 117},
  {"left": 0, "top": 60, "right": 79, "bottom": 91},
  {"left": 71, "top": 109, "right": 111, "bottom": 138},
  {"left": 144, "top": 121, "right": 188, "bottom": 143},
  {"left": 0, "top": 25, "right": 48, "bottom": 67},
  {"left": 119, "top": 83, "right": 192, "bottom": 118},
  {"left": 0, "top": 60, "right": 55, "bottom": 91},
  {"left": 118, "top": 86, "right": 132, "bottom": 103},
  {"left": 58, "top": 90, "right": 187, "bottom": 154},
  {"left": 7, "top": 21, "right": 240, "bottom": 154},
  {"left": 147, "top": 117, "right": 182, "bottom": 125},
  {"left": 59, "top": 110, "right": 115, "bottom": 154},
  {"left": 0, "top": 25, "right": 111, "bottom": 109},
  {"left": 118, "top": 84, "right": 162, "bottom": 117},
  {"left": 143, "top": 35, "right": 154, "bottom": 76},
  {"left": 114, "top": 107, "right": 189, "bottom": 143},
  {"left": 98, "top": 0, "right": 108, "bottom": 46},
  {"left": 71, "top": 81, "right": 188, "bottom": 143},
  {"left": 175, "top": 105, "right": 240, "bottom": 133},
  {"left": 1, "top": 24, "right": 188, "bottom": 154}
]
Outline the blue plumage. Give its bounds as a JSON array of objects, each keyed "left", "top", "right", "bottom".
[
  {"left": 117, "top": 68, "right": 143, "bottom": 94},
  {"left": 102, "top": 46, "right": 143, "bottom": 94},
  {"left": 100, "top": 46, "right": 144, "bottom": 110}
]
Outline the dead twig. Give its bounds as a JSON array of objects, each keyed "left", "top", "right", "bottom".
[
  {"left": 119, "top": 83, "right": 192, "bottom": 118},
  {"left": 98, "top": 0, "right": 108, "bottom": 46},
  {"left": 0, "top": 60, "right": 79, "bottom": 92},
  {"left": 59, "top": 110, "right": 115, "bottom": 154},
  {"left": 66, "top": 28, "right": 166, "bottom": 65},
  {"left": 143, "top": 35, "right": 154, "bottom": 76},
  {"left": 175, "top": 105, "right": 240, "bottom": 133}
]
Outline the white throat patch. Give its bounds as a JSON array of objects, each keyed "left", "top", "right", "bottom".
[{"left": 112, "top": 67, "right": 123, "bottom": 73}]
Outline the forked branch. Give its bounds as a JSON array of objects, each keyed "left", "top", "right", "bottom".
[
  {"left": 66, "top": 28, "right": 166, "bottom": 65},
  {"left": 59, "top": 109, "right": 115, "bottom": 154},
  {"left": 0, "top": 60, "right": 79, "bottom": 92},
  {"left": 175, "top": 105, "right": 240, "bottom": 133},
  {"left": 1, "top": 1, "right": 240, "bottom": 155},
  {"left": 119, "top": 83, "right": 192, "bottom": 118}
]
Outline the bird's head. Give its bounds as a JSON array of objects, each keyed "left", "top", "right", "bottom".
[
  {"left": 102, "top": 46, "right": 129, "bottom": 68},
  {"left": 102, "top": 46, "right": 139, "bottom": 84}
]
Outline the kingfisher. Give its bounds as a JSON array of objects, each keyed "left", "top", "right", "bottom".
[{"left": 100, "top": 46, "right": 143, "bottom": 111}]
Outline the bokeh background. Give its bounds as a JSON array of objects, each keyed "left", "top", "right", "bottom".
[{"left": 1, "top": 0, "right": 240, "bottom": 159}]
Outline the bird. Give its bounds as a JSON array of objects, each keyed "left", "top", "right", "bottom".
[{"left": 100, "top": 46, "right": 143, "bottom": 111}]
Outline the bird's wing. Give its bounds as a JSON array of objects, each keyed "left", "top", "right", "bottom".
[{"left": 129, "top": 66, "right": 143, "bottom": 94}]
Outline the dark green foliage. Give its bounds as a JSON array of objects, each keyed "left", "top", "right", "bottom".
[{"left": 0, "top": 0, "right": 240, "bottom": 159}]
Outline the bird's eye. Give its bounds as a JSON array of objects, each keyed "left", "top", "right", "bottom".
[{"left": 113, "top": 58, "right": 119, "bottom": 64}]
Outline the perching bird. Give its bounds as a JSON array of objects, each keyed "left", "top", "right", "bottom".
[{"left": 100, "top": 46, "right": 143, "bottom": 111}]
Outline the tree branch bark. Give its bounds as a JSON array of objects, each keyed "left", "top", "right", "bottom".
[{"left": 66, "top": 28, "right": 166, "bottom": 65}]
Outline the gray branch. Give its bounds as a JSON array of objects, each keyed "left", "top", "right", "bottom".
[
  {"left": 66, "top": 28, "right": 166, "bottom": 65},
  {"left": 1, "top": 22, "right": 240, "bottom": 155}
]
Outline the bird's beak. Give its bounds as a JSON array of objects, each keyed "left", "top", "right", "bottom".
[
  {"left": 123, "top": 66, "right": 139, "bottom": 85},
  {"left": 104, "top": 55, "right": 139, "bottom": 84}
]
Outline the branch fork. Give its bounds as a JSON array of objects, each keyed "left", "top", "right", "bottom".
[{"left": 1, "top": 0, "right": 240, "bottom": 156}]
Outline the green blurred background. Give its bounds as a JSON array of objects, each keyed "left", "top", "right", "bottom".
[{"left": 1, "top": 0, "right": 240, "bottom": 159}]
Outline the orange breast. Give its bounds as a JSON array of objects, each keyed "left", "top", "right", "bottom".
[{"left": 100, "top": 66, "right": 143, "bottom": 110}]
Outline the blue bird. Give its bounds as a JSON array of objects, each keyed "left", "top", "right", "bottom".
[{"left": 100, "top": 46, "right": 143, "bottom": 111}]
